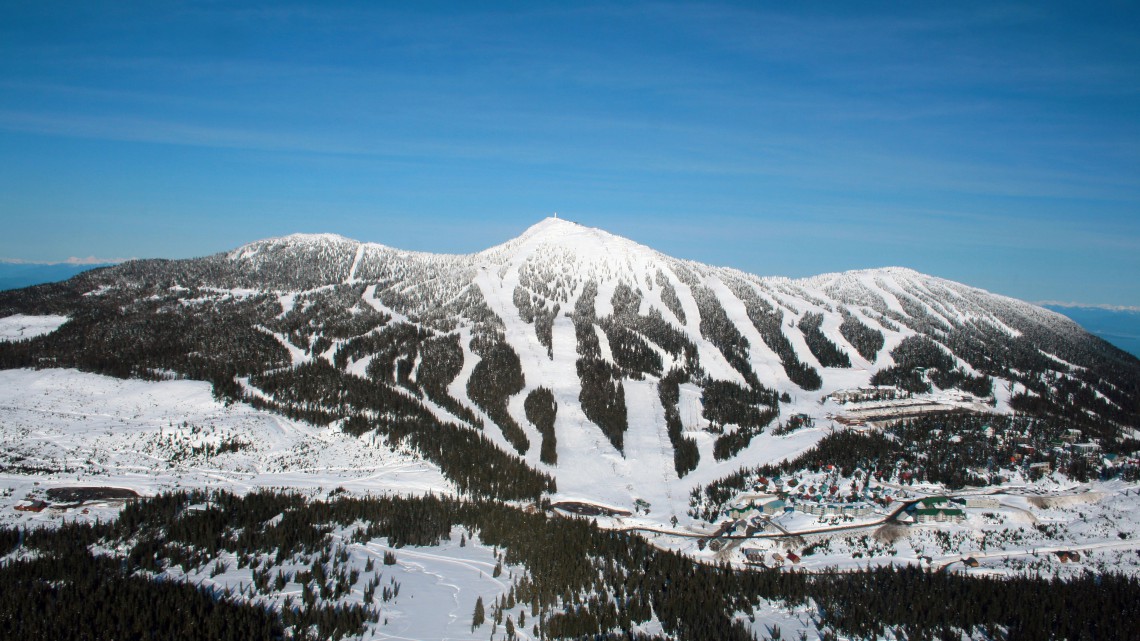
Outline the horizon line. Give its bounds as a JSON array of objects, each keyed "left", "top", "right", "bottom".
[
  {"left": 1038, "top": 301, "right": 1140, "bottom": 313},
  {"left": 0, "top": 256, "right": 132, "bottom": 266}
]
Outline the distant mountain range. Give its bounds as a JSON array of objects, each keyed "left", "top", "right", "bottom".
[
  {"left": 1045, "top": 305, "right": 1140, "bottom": 358},
  {"left": 0, "top": 263, "right": 110, "bottom": 291}
]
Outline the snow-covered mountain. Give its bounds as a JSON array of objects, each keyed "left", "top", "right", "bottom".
[{"left": 1, "top": 217, "right": 1137, "bottom": 512}]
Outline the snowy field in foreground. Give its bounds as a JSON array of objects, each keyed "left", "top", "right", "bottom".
[
  {"left": 167, "top": 527, "right": 531, "bottom": 641},
  {"left": 0, "top": 367, "right": 681, "bottom": 640},
  {"left": 0, "top": 368, "right": 448, "bottom": 529}
]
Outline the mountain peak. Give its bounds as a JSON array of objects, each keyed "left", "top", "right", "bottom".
[
  {"left": 515, "top": 216, "right": 598, "bottom": 243},
  {"left": 261, "top": 232, "right": 360, "bottom": 246},
  {"left": 526, "top": 214, "right": 580, "bottom": 230},
  {"left": 228, "top": 233, "right": 360, "bottom": 260},
  {"left": 480, "top": 216, "right": 654, "bottom": 265}
]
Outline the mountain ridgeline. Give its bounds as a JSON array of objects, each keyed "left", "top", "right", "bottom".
[{"left": 2, "top": 218, "right": 1138, "bottom": 502}]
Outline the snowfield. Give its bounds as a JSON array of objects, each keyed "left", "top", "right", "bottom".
[
  {"left": 0, "top": 314, "right": 68, "bottom": 341},
  {"left": 0, "top": 368, "right": 449, "bottom": 519}
]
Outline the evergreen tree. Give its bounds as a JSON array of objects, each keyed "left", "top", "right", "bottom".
[{"left": 473, "top": 596, "right": 485, "bottom": 630}]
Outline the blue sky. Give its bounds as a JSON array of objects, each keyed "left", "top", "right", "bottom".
[{"left": 1, "top": 1, "right": 1138, "bottom": 305}]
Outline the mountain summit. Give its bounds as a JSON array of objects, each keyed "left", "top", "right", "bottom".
[
  {"left": 1, "top": 219, "right": 1137, "bottom": 511},
  {"left": 493, "top": 216, "right": 651, "bottom": 255}
]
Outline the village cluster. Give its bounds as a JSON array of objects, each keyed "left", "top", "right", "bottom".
[{"left": 695, "top": 471, "right": 899, "bottom": 555}]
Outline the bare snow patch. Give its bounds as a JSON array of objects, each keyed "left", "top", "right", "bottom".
[{"left": 0, "top": 314, "right": 68, "bottom": 341}]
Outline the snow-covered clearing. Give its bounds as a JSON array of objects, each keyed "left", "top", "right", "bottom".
[
  {"left": 0, "top": 314, "right": 68, "bottom": 341},
  {"left": 0, "top": 368, "right": 448, "bottom": 528},
  {"left": 163, "top": 526, "right": 526, "bottom": 641}
]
